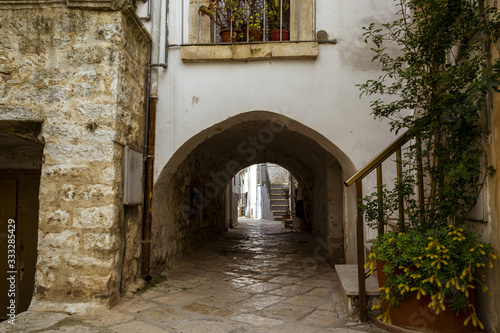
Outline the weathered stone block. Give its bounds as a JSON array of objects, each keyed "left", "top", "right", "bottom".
[
  {"left": 40, "top": 209, "right": 71, "bottom": 227},
  {"left": 71, "top": 82, "right": 97, "bottom": 98},
  {"left": 55, "top": 12, "right": 90, "bottom": 35},
  {"left": 66, "top": 274, "right": 113, "bottom": 298},
  {"left": 44, "top": 141, "right": 117, "bottom": 163},
  {"left": 77, "top": 104, "right": 117, "bottom": 120},
  {"left": 0, "top": 105, "right": 42, "bottom": 121},
  {"left": 34, "top": 86, "right": 70, "bottom": 104},
  {"left": 83, "top": 232, "right": 119, "bottom": 252},
  {"left": 67, "top": 46, "right": 108, "bottom": 66},
  {"left": 98, "top": 166, "right": 117, "bottom": 186},
  {"left": 42, "top": 164, "right": 92, "bottom": 181},
  {"left": 97, "top": 23, "right": 123, "bottom": 43},
  {"left": 67, "top": 256, "right": 115, "bottom": 272},
  {"left": 39, "top": 230, "right": 79, "bottom": 250},
  {"left": 74, "top": 205, "right": 117, "bottom": 229},
  {"left": 62, "top": 184, "right": 116, "bottom": 203}
]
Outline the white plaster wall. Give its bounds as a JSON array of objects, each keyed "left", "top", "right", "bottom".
[
  {"left": 147, "top": 0, "right": 401, "bottom": 263},
  {"left": 151, "top": 0, "right": 400, "bottom": 181},
  {"left": 258, "top": 184, "right": 274, "bottom": 220},
  {"left": 247, "top": 165, "right": 258, "bottom": 218}
]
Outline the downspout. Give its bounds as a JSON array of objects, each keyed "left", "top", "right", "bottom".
[
  {"left": 141, "top": 0, "right": 168, "bottom": 280},
  {"left": 139, "top": 0, "right": 152, "bottom": 21},
  {"left": 141, "top": 70, "right": 157, "bottom": 281},
  {"left": 150, "top": 0, "right": 169, "bottom": 69}
]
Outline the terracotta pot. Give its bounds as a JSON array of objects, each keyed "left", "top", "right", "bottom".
[
  {"left": 220, "top": 29, "right": 238, "bottom": 42},
  {"left": 376, "top": 260, "right": 478, "bottom": 332},
  {"left": 270, "top": 29, "right": 289, "bottom": 41},
  {"left": 248, "top": 27, "right": 263, "bottom": 42},
  {"left": 240, "top": 26, "right": 263, "bottom": 42}
]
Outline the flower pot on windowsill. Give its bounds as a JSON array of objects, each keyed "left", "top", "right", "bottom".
[
  {"left": 243, "top": 26, "right": 263, "bottom": 42},
  {"left": 270, "top": 29, "right": 289, "bottom": 41},
  {"left": 220, "top": 28, "right": 239, "bottom": 43}
]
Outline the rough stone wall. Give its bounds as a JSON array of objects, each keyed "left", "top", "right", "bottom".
[
  {"left": 121, "top": 205, "right": 144, "bottom": 293},
  {"left": 151, "top": 147, "right": 227, "bottom": 273},
  {"left": 0, "top": 3, "right": 151, "bottom": 312}
]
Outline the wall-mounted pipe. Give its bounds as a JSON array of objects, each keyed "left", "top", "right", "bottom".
[
  {"left": 149, "top": 0, "right": 169, "bottom": 69},
  {"left": 139, "top": 0, "right": 151, "bottom": 21},
  {"left": 141, "top": 93, "right": 157, "bottom": 280}
]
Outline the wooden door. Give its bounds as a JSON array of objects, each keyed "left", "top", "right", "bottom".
[
  {"left": 0, "top": 180, "right": 17, "bottom": 320},
  {"left": 0, "top": 174, "right": 40, "bottom": 319}
]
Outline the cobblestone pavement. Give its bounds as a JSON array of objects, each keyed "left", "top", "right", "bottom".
[{"left": 1, "top": 218, "right": 383, "bottom": 333}]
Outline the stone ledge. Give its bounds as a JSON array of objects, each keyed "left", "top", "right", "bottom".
[
  {"left": 335, "top": 264, "right": 381, "bottom": 317},
  {"left": 335, "top": 264, "right": 380, "bottom": 296},
  {"left": 181, "top": 42, "right": 319, "bottom": 62},
  {"left": 0, "top": 0, "right": 129, "bottom": 10}
]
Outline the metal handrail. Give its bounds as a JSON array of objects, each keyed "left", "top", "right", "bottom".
[
  {"left": 343, "top": 129, "right": 414, "bottom": 323},
  {"left": 344, "top": 130, "right": 410, "bottom": 187}
]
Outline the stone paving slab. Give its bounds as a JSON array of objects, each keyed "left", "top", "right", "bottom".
[{"left": 0, "top": 218, "right": 384, "bottom": 333}]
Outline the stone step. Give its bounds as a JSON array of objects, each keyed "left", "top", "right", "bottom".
[
  {"left": 334, "top": 264, "right": 381, "bottom": 317},
  {"left": 271, "top": 204, "right": 287, "bottom": 209}
]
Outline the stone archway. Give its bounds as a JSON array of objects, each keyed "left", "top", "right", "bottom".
[{"left": 151, "top": 111, "right": 358, "bottom": 273}]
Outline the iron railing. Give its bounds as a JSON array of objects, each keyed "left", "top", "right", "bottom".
[{"left": 194, "top": 0, "right": 316, "bottom": 44}]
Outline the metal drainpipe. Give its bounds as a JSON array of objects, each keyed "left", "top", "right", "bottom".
[
  {"left": 139, "top": 0, "right": 152, "bottom": 21},
  {"left": 141, "top": 69, "right": 157, "bottom": 281},
  {"left": 150, "top": 0, "right": 168, "bottom": 69},
  {"left": 141, "top": 0, "right": 170, "bottom": 280}
]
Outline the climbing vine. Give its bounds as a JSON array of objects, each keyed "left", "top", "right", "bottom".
[{"left": 359, "top": 0, "right": 500, "bottom": 327}]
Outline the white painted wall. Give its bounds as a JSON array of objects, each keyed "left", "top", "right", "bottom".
[
  {"left": 148, "top": 0, "right": 399, "bottom": 181},
  {"left": 141, "top": 0, "right": 402, "bottom": 263},
  {"left": 247, "top": 165, "right": 257, "bottom": 218}
]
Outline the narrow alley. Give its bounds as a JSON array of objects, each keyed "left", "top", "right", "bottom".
[{"left": 2, "top": 219, "right": 383, "bottom": 333}]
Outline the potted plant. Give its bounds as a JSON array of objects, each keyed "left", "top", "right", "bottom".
[
  {"left": 365, "top": 224, "right": 496, "bottom": 331},
  {"left": 264, "top": 0, "right": 290, "bottom": 41},
  {"left": 359, "top": 0, "right": 500, "bottom": 330},
  {"left": 198, "top": 0, "right": 246, "bottom": 42},
  {"left": 238, "top": 0, "right": 264, "bottom": 42}
]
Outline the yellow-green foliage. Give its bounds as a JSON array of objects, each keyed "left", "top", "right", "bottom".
[{"left": 367, "top": 225, "right": 497, "bottom": 329}]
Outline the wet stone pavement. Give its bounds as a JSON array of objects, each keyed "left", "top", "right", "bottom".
[{"left": 2, "top": 218, "right": 383, "bottom": 333}]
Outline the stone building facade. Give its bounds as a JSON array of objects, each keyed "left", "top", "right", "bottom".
[{"left": 0, "top": 0, "right": 151, "bottom": 313}]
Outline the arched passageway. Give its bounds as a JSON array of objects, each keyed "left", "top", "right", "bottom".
[{"left": 152, "top": 111, "right": 357, "bottom": 272}]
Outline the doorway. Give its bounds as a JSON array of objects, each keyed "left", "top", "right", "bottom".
[{"left": 0, "top": 127, "right": 43, "bottom": 320}]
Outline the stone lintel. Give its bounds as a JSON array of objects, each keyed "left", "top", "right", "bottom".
[
  {"left": 66, "top": 0, "right": 128, "bottom": 10},
  {"left": 181, "top": 42, "right": 319, "bottom": 63},
  {"left": 0, "top": 106, "right": 43, "bottom": 122}
]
